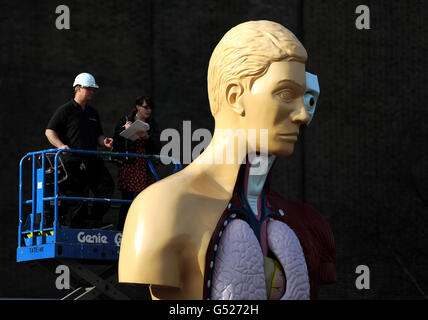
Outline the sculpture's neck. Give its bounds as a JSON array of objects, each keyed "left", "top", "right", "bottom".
[
  {"left": 241, "top": 153, "right": 276, "bottom": 217},
  {"left": 190, "top": 129, "right": 276, "bottom": 203}
]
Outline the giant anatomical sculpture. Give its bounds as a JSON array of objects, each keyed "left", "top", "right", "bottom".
[{"left": 118, "top": 20, "right": 336, "bottom": 300}]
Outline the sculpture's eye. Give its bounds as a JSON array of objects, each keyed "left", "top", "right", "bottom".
[
  {"left": 303, "top": 91, "right": 317, "bottom": 123},
  {"left": 303, "top": 72, "right": 320, "bottom": 125},
  {"left": 303, "top": 92, "right": 316, "bottom": 113},
  {"left": 277, "top": 89, "right": 295, "bottom": 101}
]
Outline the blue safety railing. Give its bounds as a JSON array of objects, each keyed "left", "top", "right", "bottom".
[{"left": 17, "top": 148, "right": 181, "bottom": 262}]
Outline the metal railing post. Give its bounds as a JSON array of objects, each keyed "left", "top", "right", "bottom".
[
  {"left": 18, "top": 155, "right": 28, "bottom": 248},
  {"left": 39, "top": 152, "right": 45, "bottom": 232},
  {"left": 31, "top": 155, "right": 36, "bottom": 245},
  {"left": 53, "top": 150, "right": 62, "bottom": 238}
]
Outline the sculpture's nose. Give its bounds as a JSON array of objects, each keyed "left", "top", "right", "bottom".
[{"left": 291, "top": 99, "right": 310, "bottom": 125}]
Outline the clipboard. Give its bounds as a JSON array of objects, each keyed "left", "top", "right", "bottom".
[{"left": 119, "top": 120, "right": 150, "bottom": 141}]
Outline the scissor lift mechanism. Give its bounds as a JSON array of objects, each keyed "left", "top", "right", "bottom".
[{"left": 17, "top": 148, "right": 181, "bottom": 300}]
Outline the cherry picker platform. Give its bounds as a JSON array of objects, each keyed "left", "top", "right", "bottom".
[{"left": 16, "top": 148, "right": 181, "bottom": 299}]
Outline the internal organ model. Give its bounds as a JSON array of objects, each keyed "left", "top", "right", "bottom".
[{"left": 204, "top": 156, "right": 336, "bottom": 300}]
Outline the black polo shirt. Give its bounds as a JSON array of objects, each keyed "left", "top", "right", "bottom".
[{"left": 47, "top": 99, "right": 103, "bottom": 150}]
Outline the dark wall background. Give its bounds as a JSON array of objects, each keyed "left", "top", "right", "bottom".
[{"left": 0, "top": 0, "right": 427, "bottom": 299}]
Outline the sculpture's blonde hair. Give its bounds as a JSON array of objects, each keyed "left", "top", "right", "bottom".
[{"left": 207, "top": 20, "right": 307, "bottom": 116}]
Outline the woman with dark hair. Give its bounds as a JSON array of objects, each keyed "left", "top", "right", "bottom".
[{"left": 113, "top": 95, "right": 161, "bottom": 230}]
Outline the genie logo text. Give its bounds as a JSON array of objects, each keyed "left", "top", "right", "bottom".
[
  {"left": 77, "top": 232, "right": 108, "bottom": 244},
  {"left": 114, "top": 233, "right": 122, "bottom": 246}
]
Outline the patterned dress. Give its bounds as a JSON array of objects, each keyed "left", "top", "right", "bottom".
[{"left": 117, "top": 138, "right": 155, "bottom": 192}]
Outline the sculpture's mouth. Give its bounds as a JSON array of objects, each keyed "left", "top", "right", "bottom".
[
  {"left": 277, "top": 133, "right": 298, "bottom": 141},
  {"left": 278, "top": 132, "right": 298, "bottom": 136}
]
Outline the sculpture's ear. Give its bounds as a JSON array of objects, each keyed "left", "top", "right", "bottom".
[{"left": 225, "top": 81, "right": 245, "bottom": 116}]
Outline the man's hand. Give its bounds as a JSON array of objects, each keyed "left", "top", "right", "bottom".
[
  {"left": 59, "top": 144, "right": 70, "bottom": 150},
  {"left": 104, "top": 137, "right": 114, "bottom": 148}
]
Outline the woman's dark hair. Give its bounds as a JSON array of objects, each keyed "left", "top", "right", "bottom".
[
  {"left": 131, "top": 95, "right": 154, "bottom": 116},
  {"left": 114, "top": 95, "right": 161, "bottom": 156}
]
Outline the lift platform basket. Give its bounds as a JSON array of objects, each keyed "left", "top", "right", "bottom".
[{"left": 17, "top": 148, "right": 181, "bottom": 263}]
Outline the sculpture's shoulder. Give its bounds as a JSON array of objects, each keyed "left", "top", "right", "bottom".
[
  {"left": 267, "top": 189, "right": 336, "bottom": 284},
  {"left": 118, "top": 172, "right": 195, "bottom": 287},
  {"left": 126, "top": 173, "right": 188, "bottom": 224},
  {"left": 124, "top": 170, "right": 218, "bottom": 228},
  {"left": 118, "top": 170, "right": 225, "bottom": 289}
]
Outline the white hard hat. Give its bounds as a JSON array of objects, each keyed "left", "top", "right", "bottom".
[{"left": 73, "top": 73, "right": 99, "bottom": 88}]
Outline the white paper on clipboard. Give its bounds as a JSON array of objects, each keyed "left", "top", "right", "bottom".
[{"left": 119, "top": 120, "right": 150, "bottom": 141}]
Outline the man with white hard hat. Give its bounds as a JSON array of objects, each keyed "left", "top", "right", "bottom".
[
  {"left": 45, "top": 72, "right": 115, "bottom": 228},
  {"left": 72, "top": 72, "right": 99, "bottom": 88}
]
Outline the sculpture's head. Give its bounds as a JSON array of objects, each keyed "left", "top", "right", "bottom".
[{"left": 208, "top": 20, "right": 318, "bottom": 157}]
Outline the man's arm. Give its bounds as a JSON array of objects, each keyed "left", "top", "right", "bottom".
[
  {"left": 94, "top": 110, "right": 113, "bottom": 148},
  {"left": 45, "top": 129, "right": 69, "bottom": 149}
]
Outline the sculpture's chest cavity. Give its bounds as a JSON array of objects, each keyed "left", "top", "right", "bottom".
[
  {"left": 206, "top": 155, "right": 310, "bottom": 300},
  {"left": 210, "top": 218, "right": 310, "bottom": 300}
]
